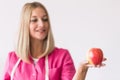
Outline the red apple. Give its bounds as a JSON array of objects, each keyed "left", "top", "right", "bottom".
[{"left": 87, "top": 48, "right": 103, "bottom": 65}]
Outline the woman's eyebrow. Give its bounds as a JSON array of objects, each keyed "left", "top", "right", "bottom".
[
  {"left": 31, "top": 14, "right": 48, "bottom": 18},
  {"left": 43, "top": 14, "right": 48, "bottom": 17}
]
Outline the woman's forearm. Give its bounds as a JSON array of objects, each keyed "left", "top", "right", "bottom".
[{"left": 73, "top": 64, "right": 88, "bottom": 80}]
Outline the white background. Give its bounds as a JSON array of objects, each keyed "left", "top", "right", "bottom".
[{"left": 0, "top": 0, "right": 120, "bottom": 80}]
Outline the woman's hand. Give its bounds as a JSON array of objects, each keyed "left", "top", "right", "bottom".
[
  {"left": 73, "top": 58, "right": 107, "bottom": 80},
  {"left": 86, "top": 57, "right": 107, "bottom": 68}
]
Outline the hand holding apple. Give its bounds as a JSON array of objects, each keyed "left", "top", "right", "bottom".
[
  {"left": 87, "top": 48, "right": 104, "bottom": 66},
  {"left": 74, "top": 48, "right": 106, "bottom": 80}
]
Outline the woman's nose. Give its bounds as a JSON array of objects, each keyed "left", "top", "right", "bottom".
[{"left": 38, "top": 19, "right": 44, "bottom": 27}]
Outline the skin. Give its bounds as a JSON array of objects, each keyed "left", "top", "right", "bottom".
[
  {"left": 29, "top": 6, "right": 107, "bottom": 80},
  {"left": 29, "top": 7, "right": 49, "bottom": 59},
  {"left": 74, "top": 58, "right": 106, "bottom": 80}
]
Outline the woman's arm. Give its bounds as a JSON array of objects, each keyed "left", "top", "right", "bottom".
[
  {"left": 2, "top": 52, "right": 11, "bottom": 80},
  {"left": 73, "top": 58, "right": 106, "bottom": 80},
  {"left": 73, "top": 62, "right": 88, "bottom": 80},
  {"left": 60, "top": 50, "right": 76, "bottom": 80}
]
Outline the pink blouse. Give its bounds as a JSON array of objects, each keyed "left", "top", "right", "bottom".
[{"left": 3, "top": 47, "right": 76, "bottom": 80}]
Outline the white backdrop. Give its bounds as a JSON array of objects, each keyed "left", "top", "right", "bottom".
[{"left": 0, "top": 0, "right": 120, "bottom": 80}]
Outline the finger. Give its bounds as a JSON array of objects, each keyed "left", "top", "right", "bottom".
[
  {"left": 103, "top": 58, "right": 107, "bottom": 61},
  {"left": 100, "top": 63, "right": 106, "bottom": 67},
  {"left": 86, "top": 64, "right": 95, "bottom": 68},
  {"left": 96, "top": 63, "right": 106, "bottom": 68},
  {"left": 86, "top": 63, "right": 106, "bottom": 68},
  {"left": 80, "top": 60, "right": 89, "bottom": 65}
]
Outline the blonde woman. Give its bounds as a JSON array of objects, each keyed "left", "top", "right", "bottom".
[
  {"left": 3, "top": 2, "right": 76, "bottom": 80},
  {"left": 3, "top": 1, "right": 106, "bottom": 80}
]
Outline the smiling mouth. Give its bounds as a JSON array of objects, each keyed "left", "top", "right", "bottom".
[{"left": 36, "top": 29, "right": 46, "bottom": 33}]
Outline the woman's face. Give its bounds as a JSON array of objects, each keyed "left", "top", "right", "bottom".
[{"left": 29, "top": 7, "right": 49, "bottom": 41}]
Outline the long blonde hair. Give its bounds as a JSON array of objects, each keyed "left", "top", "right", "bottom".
[{"left": 16, "top": 2, "right": 55, "bottom": 63}]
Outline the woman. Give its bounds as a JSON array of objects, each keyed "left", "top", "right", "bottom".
[
  {"left": 3, "top": 2, "right": 75, "bottom": 80},
  {"left": 3, "top": 1, "right": 106, "bottom": 80}
]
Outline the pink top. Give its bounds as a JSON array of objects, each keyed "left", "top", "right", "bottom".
[{"left": 3, "top": 47, "right": 76, "bottom": 80}]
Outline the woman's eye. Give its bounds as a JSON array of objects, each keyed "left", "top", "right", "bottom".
[
  {"left": 30, "top": 19, "right": 38, "bottom": 22},
  {"left": 42, "top": 18, "right": 48, "bottom": 22}
]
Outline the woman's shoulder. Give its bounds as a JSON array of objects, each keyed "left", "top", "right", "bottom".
[
  {"left": 48, "top": 47, "right": 74, "bottom": 68},
  {"left": 4, "top": 51, "right": 19, "bottom": 74},
  {"left": 53, "top": 47, "right": 70, "bottom": 53},
  {"left": 49, "top": 47, "right": 72, "bottom": 58},
  {"left": 7, "top": 51, "right": 19, "bottom": 62},
  {"left": 56, "top": 47, "right": 70, "bottom": 51}
]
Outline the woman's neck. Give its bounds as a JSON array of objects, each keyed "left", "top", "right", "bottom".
[{"left": 30, "top": 39, "right": 44, "bottom": 59}]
